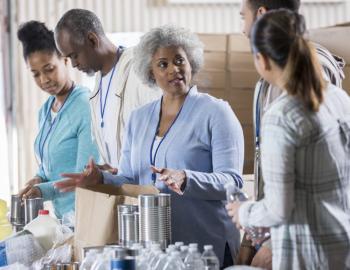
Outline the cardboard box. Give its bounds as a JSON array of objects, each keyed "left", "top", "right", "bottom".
[
  {"left": 203, "top": 51, "right": 227, "bottom": 70},
  {"left": 228, "top": 33, "right": 251, "bottom": 52},
  {"left": 309, "top": 24, "right": 350, "bottom": 63},
  {"left": 193, "top": 70, "right": 227, "bottom": 89},
  {"left": 229, "top": 70, "right": 259, "bottom": 89},
  {"left": 228, "top": 52, "right": 255, "bottom": 70},
  {"left": 226, "top": 89, "right": 254, "bottom": 110},
  {"left": 198, "top": 33, "right": 228, "bottom": 52},
  {"left": 74, "top": 184, "right": 159, "bottom": 261},
  {"left": 200, "top": 88, "right": 227, "bottom": 100},
  {"left": 234, "top": 108, "right": 253, "bottom": 125}
]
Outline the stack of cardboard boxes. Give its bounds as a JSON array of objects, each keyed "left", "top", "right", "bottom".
[
  {"left": 309, "top": 23, "right": 350, "bottom": 93},
  {"left": 194, "top": 33, "right": 259, "bottom": 174},
  {"left": 194, "top": 26, "right": 350, "bottom": 174}
]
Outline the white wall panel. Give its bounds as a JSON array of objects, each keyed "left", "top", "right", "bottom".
[{"left": 11, "top": 0, "right": 350, "bottom": 188}]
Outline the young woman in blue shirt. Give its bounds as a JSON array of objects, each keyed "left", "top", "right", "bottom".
[{"left": 17, "top": 21, "right": 98, "bottom": 218}]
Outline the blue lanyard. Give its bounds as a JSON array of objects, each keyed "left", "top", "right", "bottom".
[
  {"left": 255, "top": 85, "right": 262, "bottom": 148},
  {"left": 99, "top": 47, "right": 120, "bottom": 128},
  {"left": 149, "top": 93, "right": 188, "bottom": 184},
  {"left": 37, "top": 84, "right": 75, "bottom": 168}
]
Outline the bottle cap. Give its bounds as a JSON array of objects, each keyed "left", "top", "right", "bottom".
[
  {"left": 38, "top": 209, "right": 49, "bottom": 215},
  {"left": 204, "top": 245, "right": 213, "bottom": 250}
]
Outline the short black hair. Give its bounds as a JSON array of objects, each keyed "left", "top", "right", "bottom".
[
  {"left": 17, "top": 20, "right": 59, "bottom": 60},
  {"left": 55, "top": 8, "right": 105, "bottom": 44},
  {"left": 247, "top": 0, "right": 300, "bottom": 13}
]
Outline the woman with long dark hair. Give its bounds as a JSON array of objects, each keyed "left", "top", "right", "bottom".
[{"left": 227, "top": 9, "right": 350, "bottom": 269}]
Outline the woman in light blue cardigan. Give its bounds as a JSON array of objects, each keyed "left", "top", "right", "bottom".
[
  {"left": 57, "top": 25, "right": 244, "bottom": 266},
  {"left": 17, "top": 21, "right": 99, "bottom": 218}
]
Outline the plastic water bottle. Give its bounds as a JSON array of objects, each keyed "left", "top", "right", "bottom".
[
  {"left": 162, "top": 251, "right": 185, "bottom": 270},
  {"left": 153, "top": 252, "right": 168, "bottom": 270},
  {"left": 148, "top": 250, "right": 164, "bottom": 270},
  {"left": 201, "top": 245, "right": 219, "bottom": 270},
  {"left": 23, "top": 209, "right": 60, "bottom": 251},
  {"left": 174, "top": 242, "right": 184, "bottom": 250},
  {"left": 80, "top": 249, "right": 100, "bottom": 270},
  {"left": 184, "top": 246, "right": 205, "bottom": 270},
  {"left": 179, "top": 246, "right": 188, "bottom": 261},
  {"left": 91, "top": 246, "right": 116, "bottom": 270}
]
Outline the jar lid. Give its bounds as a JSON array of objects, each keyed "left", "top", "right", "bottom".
[{"left": 39, "top": 209, "right": 49, "bottom": 215}]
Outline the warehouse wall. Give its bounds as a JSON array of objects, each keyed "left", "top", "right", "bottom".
[{"left": 11, "top": 0, "right": 350, "bottom": 191}]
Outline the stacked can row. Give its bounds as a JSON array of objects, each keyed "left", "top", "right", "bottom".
[{"left": 117, "top": 194, "right": 171, "bottom": 250}]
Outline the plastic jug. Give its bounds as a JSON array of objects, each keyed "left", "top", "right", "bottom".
[
  {"left": 24, "top": 209, "right": 60, "bottom": 251},
  {"left": 0, "top": 199, "right": 12, "bottom": 241}
]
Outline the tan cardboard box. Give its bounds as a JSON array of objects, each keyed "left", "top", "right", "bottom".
[
  {"left": 228, "top": 52, "right": 255, "bottom": 70},
  {"left": 229, "top": 70, "right": 259, "bottom": 89},
  {"left": 203, "top": 51, "right": 227, "bottom": 70},
  {"left": 199, "top": 88, "right": 227, "bottom": 100},
  {"left": 226, "top": 89, "right": 254, "bottom": 110},
  {"left": 234, "top": 108, "right": 253, "bottom": 125},
  {"left": 198, "top": 33, "right": 228, "bottom": 52},
  {"left": 309, "top": 23, "right": 350, "bottom": 63},
  {"left": 74, "top": 184, "right": 159, "bottom": 261},
  {"left": 228, "top": 33, "right": 251, "bottom": 53},
  {"left": 193, "top": 70, "right": 227, "bottom": 89}
]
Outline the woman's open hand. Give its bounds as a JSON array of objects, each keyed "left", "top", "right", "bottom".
[{"left": 151, "top": 166, "right": 186, "bottom": 195}]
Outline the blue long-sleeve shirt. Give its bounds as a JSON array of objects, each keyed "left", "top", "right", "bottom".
[
  {"left": 103, "top": 86, "right": 244, "bottom": 265},
  {"left": 34, "top": 85, "right": 99, "bottom": 218}
]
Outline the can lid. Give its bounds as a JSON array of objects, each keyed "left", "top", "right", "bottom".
[{"left": 39, "top": 209, "right": 49, "bottom": 215}]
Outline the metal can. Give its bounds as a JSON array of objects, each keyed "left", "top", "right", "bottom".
[{"left": 110, "top": 258, "right": 136, "bottom": 270}]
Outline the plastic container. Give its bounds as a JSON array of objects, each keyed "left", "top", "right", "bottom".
[
  {"left": 0, "top": 199, "right": 12, "bottom": 241},
  {"left": 0, "top": 230, "right": 45, "bottom": 267},
  {"left": 24, "top": 209, "right": 60, "bottom": 251},
  {"left": 162, "top": 251, "right": 185, "bottom": 270},
  {"left": 201, "top": 245, "right": 219, "bottom": 270},
  {"left": 184, "top": 246, "right": 204, "bottom": 270}
]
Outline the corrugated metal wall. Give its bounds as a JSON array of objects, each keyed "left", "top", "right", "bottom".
[{"left": 12, "top": 0, "right": 350, "bottom": 190}]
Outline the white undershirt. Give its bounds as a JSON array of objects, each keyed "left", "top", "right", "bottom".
[
  {"left": 152, "top": 136, "right": 163, "bottom": 161},
  {"left": 96, "top": 67, "right": 119, "bottom": 167},
  {"left": 50, "top": 110, "right": 57, "bottom": 123}
]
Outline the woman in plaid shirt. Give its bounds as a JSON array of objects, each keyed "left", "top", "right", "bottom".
[{"left": 227, "top": 9, "right": 350, "bottom": 270}]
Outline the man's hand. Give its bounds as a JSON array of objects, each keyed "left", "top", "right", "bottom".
[
  {"left": 96, "top": 163, "right": 118, "bottom": 175},
  {"left": 251, "top": 246, "right": 272, "bottom": 270},
  {"left": 226, "top": 201, "right": 243, "bottom": 229},
  {"left": 54, "top": 158, "right": 103, "bottom": 192}
]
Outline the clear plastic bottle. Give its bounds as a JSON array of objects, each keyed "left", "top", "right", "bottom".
[
  {"left": 23, "top": 209, "right": 60, "bottom": 251},
  {"left": 174, "top": 242, "right": 184, "bottom": 250},
  {"left": 153, "top": 252, "right": 168, "bottom": 270},
  {"left": 162, "top": 251, "right": 185, "bottom": 270},
  {"left": 148, "top": 250, "right": 164, "bottom": 270},
  {"left": 91, "top": 246, "right": 116, "bottom": 270},
  {"left": 201, "top": 245, "right": 219, "bottom": 270},
  {"left": 179, "top": 246, "right": 188, "bottom": 261},
  {"left": 80, "top": 249, "right": 101, "bottom": 270},
  {"left": 137, "top": 243, "right": 161, "bottom": 270},
  {"left": 184, "top": 246, "right": 205, "bottom": 270}
]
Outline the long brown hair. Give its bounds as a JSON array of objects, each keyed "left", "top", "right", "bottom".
[{"left": 251, "top": 9, "right": 325, "bottom": 112}]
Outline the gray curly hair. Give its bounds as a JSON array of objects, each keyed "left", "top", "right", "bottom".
[{"left": 133, "top": 25, "right": 204, "bottom": 88}]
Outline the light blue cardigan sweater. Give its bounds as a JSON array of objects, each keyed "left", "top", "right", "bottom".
[
  {"left": 103, "top": 86, "right": 244, "bottom": 264},
  {"left": 34, "top": 86, "right": 99, "bottom": 218}
]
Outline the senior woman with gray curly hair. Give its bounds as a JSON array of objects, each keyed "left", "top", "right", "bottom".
[{"left": 55, "top": 25, "right": 244, "bottom": 267}]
